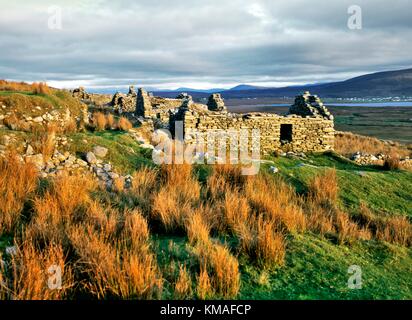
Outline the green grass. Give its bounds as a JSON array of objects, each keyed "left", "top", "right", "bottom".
[
  {"left": 0, "top": 91, "right": 37, "bottom": 96},
  {"left": 67, "top": 130, "right": 154, "bottom": 174},
  {"left": 262, "top": 152, "right": 412, "bottom": 217},
  {"left": 239, "top": 234, "right": 412, "bottom": 300},
  {"left": 150, "top": 233, "right": 412, "bottom": 300},
  {"left": 0, "top": 234, "right": 13, "bottom": 252},
  {"left": 0, "top": 90, "right": 84, "bottom": 118},
  {"left": 145, "top": 152, "right": 412, "bottom": 300},
  {"left": 1, "top": 120, "right": 411, "bottom": 299}
]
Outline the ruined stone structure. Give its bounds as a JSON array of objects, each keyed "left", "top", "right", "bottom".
[
  {"left": 71, "top": 87, "right": 112, "bottom": 107},
  {"left": 136, "top": 88, "right": 206, "bottom": 123},
  {"left": 127, "top": 88, "right": 334, "bottom": 154},
  {"left": 207, "top": 93, "right": 227, "bottom": 112},
  {"left": 289, "top": 91, "right": 333, "bottom": 120},
  {"left": 72, "top": 87, "right": 90, "bottom": 100},
  {"left": 111, "top": 86, "right": 138, "bottom": 113}
]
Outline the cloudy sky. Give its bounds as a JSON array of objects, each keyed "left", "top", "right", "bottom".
[{"left": 0, "top": 0, "right": 411, "bottom": 91}]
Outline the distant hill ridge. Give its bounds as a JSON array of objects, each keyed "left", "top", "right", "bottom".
[{"left": 150, "top": 68, "right": 412, "bottom": 99}]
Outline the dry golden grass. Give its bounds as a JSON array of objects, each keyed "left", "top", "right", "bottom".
[
  {"left": 152, "top": 164, "right": 201, "bottom": 231},
  {"left": 0, "top": 152, "right": 38, "bottom": 233},
  {"left": 63, "top": 118, "right": 78, "bottom": 134},
  {"left": 1, "top": 151, "right": 411, "bottom": 300},
  {"left": 196, "top": 266, "right": 213, "bottom": 300},
  {"left": 128, "top": 167, "right": 158, "bottom": 213},
  {"left": 334, "top": 210, "right": 371, "bottom": 244},
  {"left": 194, "top": 243, "right": 240, "bottom": 299},
  {"left": 255, "top": 218, "right": 286, "bottom": 266},
  {"left": 121, "top": 251, "right": 163, "bottom": 299},
  {"left": 118, "top": 117, "right": 133, "bottom": 131},
  {"left": 205, "top": 164, "right": 246, "bottom": 207},
  {"left": 354, "top": 203, "right": 411, "bottom": 246},
  {"left": 159, "top": 164, "right": 201, "bottom": 199},
  {"left": 152, "top": 188, "right": 192, "bottom": 231},
  {"left": 335, "top": 131, "right": 410, "bottom": 158},
  {"left": 308, "top": 168, "right": 339, "bottom": 206},
  {"left": 0, "top": 254, "right": 6, "bottom": 300},
  {"left": 3, "top": 113, "right": 23, "bottom": 130},
  {"left": 106, "top": 114, "right": 116, "bottom": 130},
  {"left": 24, "top": 172, "right": 98, "bottom": 248},
  {"left": 8, "top": 242, "right": 73, "bottom": 300},
  {"left": 112, "top": 176, "right": 125, "bottom": 193},
  {"left": 305, "top": 201, "right": 335, "bottom": 236},
  {"left": 0, "top": 80, "right": 32, "bottom": 92},
  {"left": 31, "top": 124, "right": 57, "bottom": 160},
  {"left": 32, "top": 82, "right": 52, "bottom": 95},
  {"left": 222, "top": 189, "right": 250, "bottom": 234},
  {"left": 383, "top": 155, "right": 401, "bottom": 171},
  {"left": 131, "top": 167, "right": 158, "bottom": 194},
  {"left": 123, "top": 209, "right": 150, "bottom": 250},
  {"left": 377, "top": 216, "right": 412, "bottom": 246},
  {"left": 69, "top": 225, "right": 162, "bottom": 299},
  {"left": 93, "top": 112, "right": 107, "bottom": 131},
  {"left": 245, "top": 175, "right": 306, "bottom": 233},
  {"left": 186, "top": 210, "right": 210, "bottom": 245},
  {"left": 0, "top": 80, "right": 52, "bottom": 95},
  {"left": 234, "top": 215, "right": 286, "bottom": 268},
  {"left": 174, "top": 265, "right": 192, "bottom": 299}
]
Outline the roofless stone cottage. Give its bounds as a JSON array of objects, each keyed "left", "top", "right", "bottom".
[{"left": 111, "top": 87, "right": 335, "bottom": 154}]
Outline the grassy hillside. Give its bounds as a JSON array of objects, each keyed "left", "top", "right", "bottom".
[
  {"left": 0, "top": 83, "right": 410, "bottom": 300},
  {"left": 0, "top": 136, "right": 410, "bottom": 299},
  {"left": 0, "top": 89, "right": 85, "bottom": 118}
]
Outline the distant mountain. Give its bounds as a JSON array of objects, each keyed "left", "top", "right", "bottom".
[
  {"left": 229, "top": 84, "right": 267, "bottom": 91},
  {"left": 224, "top": 68, "right": 412, "bottom": 99},
  {"left": 174, "top": 87, "right": 226, "bottom": 93},
  {"left": 152, "top": 68, "right": 412, "bottom": 100}
]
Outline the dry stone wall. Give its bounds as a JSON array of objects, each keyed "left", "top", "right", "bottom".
[
  {"left": 170, "top": 91, "right": 334, "bottom": 154},
  {"left": 133, "top": 88, "right": 334, "bottom": 154},
  {"left": 111, "top": 86, "right": 137, "bottom": 113},
  {"left": 136, "top": 88, "right": 203, "bottom": 125},
  {"left": 177, "top": 111, "right": 334, "bottom": 154}
]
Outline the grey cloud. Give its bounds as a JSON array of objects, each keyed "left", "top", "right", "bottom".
[{"left": 0, "top": 0, "right": 411, "bottom": 89}]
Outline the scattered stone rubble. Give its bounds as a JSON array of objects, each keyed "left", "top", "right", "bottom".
[
  {"left": 71, "top": 87, "right": 112, "bottom": 108},
  {"left": 351, "top": 152, "right": 385, "bottom": 165},
  {"left": 0, "top": 103, "right": 88, "bottom": 131},
  {"left": 351, "top": 151, "right": 412, "bottom": 167},
  {"left": 0, "top": 135, "right": 134, "bottom": 190}
]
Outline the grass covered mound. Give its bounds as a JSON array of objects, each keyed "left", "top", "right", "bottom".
[{"left": 0, "top": 90, "right": 85, "bottom": 118}]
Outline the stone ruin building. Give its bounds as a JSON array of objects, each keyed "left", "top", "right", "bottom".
[
  {"left": 130, "top": 89, "right": 334, "bottom": 154},
  {"left": 111, "top": 85, "right": 138, "bottom": 113},
  {"left": 72, "top": 87, "right": 90, "bottom": 100}
]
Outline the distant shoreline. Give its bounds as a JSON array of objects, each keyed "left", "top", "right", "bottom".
[{"left": 227, "top": 102, "right": 412, "bottom": 109}]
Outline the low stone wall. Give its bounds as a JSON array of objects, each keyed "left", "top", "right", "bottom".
[
  {"left": 134, "top": 89, "right": 335, "bottom": 155},
  {"left": 174, "top": 110, "right": 334, "bottom": 154},
  {"left": 72, "top": 87, "right": 111, "bottom": 107}
]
